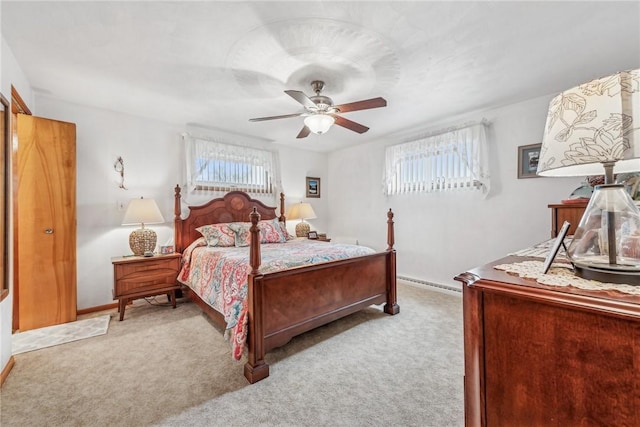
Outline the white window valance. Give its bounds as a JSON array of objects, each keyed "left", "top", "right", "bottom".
[
  {"left": 383, "top": 121, "right": 490, "bottom": 196},
  {"left": 184, "top": 133, "right": 281, "bottom": 196}
]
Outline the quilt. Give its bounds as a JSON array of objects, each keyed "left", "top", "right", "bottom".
[{"left": 177, "top": 238, "right": 376, "bottom": 359}]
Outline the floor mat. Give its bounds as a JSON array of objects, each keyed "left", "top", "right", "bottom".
[{"left": 12, "top": 315, "right": 111, "bottom": 355}]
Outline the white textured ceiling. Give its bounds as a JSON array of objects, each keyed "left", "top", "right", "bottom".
[{"left": 2, "top": 1, "right": 640, "bottom": 152}]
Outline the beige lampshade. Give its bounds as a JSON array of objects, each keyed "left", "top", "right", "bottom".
[
  {"left": 537, "top": 69, "right": 640, "bottom": 178},
  {"left": 122, "top": 197, "right": 165, "bottom": 255},
  {"left": 122, "top": 197, "right": 165, "bottom": 226},
  {"left": 287, "top": 202, "right": 317, "bottom": 237},
  {"left": 286, "top": 202, "right": 317, "bottom": 221}
]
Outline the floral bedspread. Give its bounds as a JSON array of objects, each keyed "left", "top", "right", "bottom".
[{"left": 177, "top": 238, "right": 376, "bottom": 360}]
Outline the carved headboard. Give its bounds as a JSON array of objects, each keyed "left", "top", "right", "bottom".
[{"left": 173, "top": 185, "right": 285, "bottom": 252}]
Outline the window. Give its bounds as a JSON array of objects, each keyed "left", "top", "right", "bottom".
[
  {"left": 383, "top": 122, "right": 490, "bottom": 195},
  {"left": 184, "top": 134, "right": 280, "bottom": 195}
]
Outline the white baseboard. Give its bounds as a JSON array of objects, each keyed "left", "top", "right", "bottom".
[{"left": 397, "top": 275, "right": 462, "bottom": 296}]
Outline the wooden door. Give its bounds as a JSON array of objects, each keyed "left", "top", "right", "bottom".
[{"left": 17, "top": 114, "right": 76, "bottom": 331}]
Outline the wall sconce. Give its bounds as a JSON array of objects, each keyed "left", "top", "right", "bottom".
[{"left": 113, "top": 156, "right": 127, "bottom": 190}]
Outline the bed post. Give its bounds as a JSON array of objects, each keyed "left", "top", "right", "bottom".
[
  {"left": 245, "top": 271, "right": 268, "bottom": 383},
  {"left": 249, "top": 207, "right": 261, "bottom": 274},
  {"left": 245, "top": 207, "right": 269, "bottom": 383},
  {"left": 174, "top": 185, "right": 183, "bottom": 253},
  {"left": 386, "top": 208, "right": 394, "bottom": 252},
  {"left": 385, "top": 209, "right": 400, "bottom": 315},
  {"left": 279, "top": 192, "right": 286, "bottom": 223}
]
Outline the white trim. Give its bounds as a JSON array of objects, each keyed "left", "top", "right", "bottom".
[{"left": 397, "top": 275, "right": 462, "bottom": 296}]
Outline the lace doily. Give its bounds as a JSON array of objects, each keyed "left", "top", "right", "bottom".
[
  {"left": 508, "top": 238, "right": 571, "bottom": 260},
  {"left": 494, "top": 260, "right": 640, "bottom": 296}
]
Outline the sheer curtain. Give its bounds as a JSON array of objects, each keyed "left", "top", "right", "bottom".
[
  {"left": 383, "top": 122, "right": 490, "bottom": 196},
  {"left": 183, "top": 133, "right": 281, "bottom": 196}
]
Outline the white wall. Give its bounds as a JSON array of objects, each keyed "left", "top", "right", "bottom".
[
  {"left": 327, "top": 95, "right": 583, "bottom": 288},
  {"left": 31, "top": 96, "right": 329, "bottom": 310},
  {"left": 1, "top": 37, "right": 35, "bottom": 376}
]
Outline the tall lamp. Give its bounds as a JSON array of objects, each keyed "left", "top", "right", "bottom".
[
  {"left": 287, "top": 202, "right": 317, "bottom": 237},
  {"left": 537, "top": 68, "right": 640, "bottom": 284},
  {"left": 122, "top": 197, "right": 165, "bottom": 256}
]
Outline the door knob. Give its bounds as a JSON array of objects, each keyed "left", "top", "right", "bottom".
[{"left": 44, "top": 228, "right": 54, "bottom": 234}]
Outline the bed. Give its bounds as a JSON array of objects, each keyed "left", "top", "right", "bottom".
[{"left": 173, "top": 185, "right": 399, "bottom": 383}]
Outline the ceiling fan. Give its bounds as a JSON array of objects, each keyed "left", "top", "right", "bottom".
[{"left": 249, "top": 80, "right": 387, "bottom": 139}]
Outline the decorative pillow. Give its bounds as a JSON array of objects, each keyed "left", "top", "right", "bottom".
[
  {"left": 279, "top": 221, "right": 295, "bottom": 240},
  {"left": 195, "top": 223, "right": 236, "bottom": 247},
  {"left": 260, "top": 218, "right": 289, "bottom": 243},
  {"left": 229, "top": 218, "right": 288, "bottom": 247},
  {"left": 228, "top": 223, "right": 252, "bottom": 247}
]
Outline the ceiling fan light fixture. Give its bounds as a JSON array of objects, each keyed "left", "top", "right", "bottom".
[
  {"left": 250, "top": 80, "right": 386, "bottom": 138},
  {"left": 304, "top": 114, "right": 335, "bottom": 135}
]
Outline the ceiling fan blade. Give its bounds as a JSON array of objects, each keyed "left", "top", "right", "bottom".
[
  {"left": 334, "top": 97, "right": 387, "bottom": 113},
  {"left": 331, "top": 115, "right": 369, "bottom": 134},
  {"left": 285, "top": 90, "right": 317, "bottom": 109},
  {"left": 296, "top": 126, "right": 311, "bottom": 139},
  {"left": 249, "top": 112, "right": 303, "bottom": 122}
]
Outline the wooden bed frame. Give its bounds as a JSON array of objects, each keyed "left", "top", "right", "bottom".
[{"left": 173, "top": 185, "right": 399, "bottom": 383}]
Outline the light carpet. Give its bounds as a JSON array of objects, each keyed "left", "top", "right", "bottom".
[
  {"left": 12, "top": 315, "right": 111, "bottom": 355},
  {"left": 1, "top": 283, "right": 463, "bottom": 426}
]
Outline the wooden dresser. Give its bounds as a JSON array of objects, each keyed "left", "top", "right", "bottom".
[
  {"left": 455, "top": 256, "right": 640, "bottom": 427},
  {"left": 548, "top": 201, "right": 588, "bottom": 237}
]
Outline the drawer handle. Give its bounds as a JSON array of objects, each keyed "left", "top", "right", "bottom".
[{"left": 44, "top": 228, "right": 54, "bottom": 234}]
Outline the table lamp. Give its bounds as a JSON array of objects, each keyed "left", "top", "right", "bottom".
[
  {"left": 537, "top": 68, "right": 640, "bottom": 284},
  {"left": 121, "top": 197, "right": 165, "bottom": 256},
  {"left": 286, "top": 202, "right": 317, "bottom": 237}
]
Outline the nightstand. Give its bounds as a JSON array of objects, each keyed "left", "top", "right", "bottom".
[{"left": 111, "top": 253, "right": 182, "bottom": 321}]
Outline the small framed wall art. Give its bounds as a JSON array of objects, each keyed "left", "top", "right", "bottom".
[
  {"left": 306, "top": 176, "right": 320, "bottom": 198},
  {"left": 518, "top": 143, "right": 542, "bottom": 179}
]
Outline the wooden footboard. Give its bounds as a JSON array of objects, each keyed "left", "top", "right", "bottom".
[{"left": 244, "top": 208, "right": 399, "bottom": 383}]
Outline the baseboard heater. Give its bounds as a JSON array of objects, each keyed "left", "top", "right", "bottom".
[{"left": 397, "top": 275, "right": 461, "bottom": 293}]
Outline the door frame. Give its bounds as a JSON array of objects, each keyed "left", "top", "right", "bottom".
[
  {"left": 11, "top": 86, "right": 31, "bottom": 332},
  {"left": 0, "top": 94, "right": 9, "bottom": 304}
]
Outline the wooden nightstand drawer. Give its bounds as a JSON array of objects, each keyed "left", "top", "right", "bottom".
[
  {"left": 114, "top": 258, "right": 180, "bottom": 296},
  {"left": 111, "top": 253, "right": 182, "bottom": 320}
]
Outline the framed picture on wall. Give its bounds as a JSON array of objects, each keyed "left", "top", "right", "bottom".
[
  {"left": 518, "top": 143, "right": 542, "bottom": 179},
  {"left": 306, "top": 176, "right": 320, "bottom": 198}
]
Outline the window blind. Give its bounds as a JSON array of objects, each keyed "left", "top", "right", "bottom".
[
  {"left": 184, "top": 133, "right": 280, "bottom": 195},
  {"left": 383, "top": 122, "right": 490, "bottom": 195}
]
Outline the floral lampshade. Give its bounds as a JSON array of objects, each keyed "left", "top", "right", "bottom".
[
  {"left": 537, "top": 69, "right": 640, "bottom": 181},
  {"left": 537, "top": 69, "right": 640, "bottom": 284}
]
